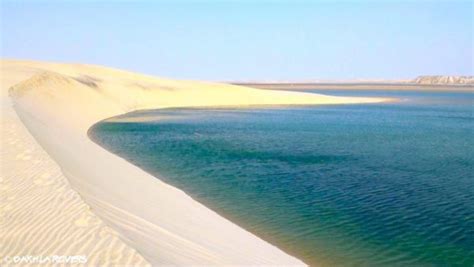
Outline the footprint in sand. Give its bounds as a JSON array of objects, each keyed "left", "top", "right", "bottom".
[
  {"left": 74, "top": 215, "right": 91, "bottom": 227},
  {"left": 34, "top": 178, "right": 48, "bottom": 185},
  {"left": 15, "top": 150, "right": 33, "bottom": 161},
  {"left": 34, "top": 172, "right": 54, "bottom": 186},
  {"left": 0, "top": 184, "right": 10, "bottom": 191},
  {"left": 109, "top": 251, "right": 122, "bottom": 264},
  {"left": 74, "top": 212, "right": 100, "bottom": 227},
  {"left": 34, "top": 179, "right": 53, "bottom": 186},
  {"left": 15, "top": 153, "right": 31, "bottom": 160},
  {"left": 33, "top": 179, "right": 44, "bottom": 185},
  {"left": 1, "top": 203, "right": 13, "bottom": 212},
  {"left": 99, "top": 227, "right": 112, "bottom": 238}
]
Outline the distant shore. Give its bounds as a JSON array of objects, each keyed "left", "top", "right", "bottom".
[{"left": 231, "top": 82, "right": 474, "bottom": 91}]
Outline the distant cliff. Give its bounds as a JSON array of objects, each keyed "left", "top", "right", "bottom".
[{"left": 412, "top": 76, "right": 474, "bottom": 85}]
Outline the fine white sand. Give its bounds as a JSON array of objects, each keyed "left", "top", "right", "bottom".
[
  {"left": 1, "top": 62, "right": 148, "bottom": 266},
  {"left": 1, "top": 59, "right": 391, "bottom": 266}
]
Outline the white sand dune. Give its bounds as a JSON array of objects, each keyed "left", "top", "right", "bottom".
[
  {"left": 1, "top": 60, "right": 391, "bottom": 266},
  {"left": 1, "top": 63, "right": 148, "bottom": 266}
]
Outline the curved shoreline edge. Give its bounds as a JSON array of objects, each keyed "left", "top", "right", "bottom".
[{"left": 3, "top": 60, "right": 392, "bottom": 266}]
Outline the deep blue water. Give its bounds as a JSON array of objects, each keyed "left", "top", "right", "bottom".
[{"left": 90, "top": 90, "right": 474, "bottom": 266}]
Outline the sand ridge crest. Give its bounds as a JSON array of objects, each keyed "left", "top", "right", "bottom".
[{"left": 9, "top": 71, "right": 76, "bottom": 97}]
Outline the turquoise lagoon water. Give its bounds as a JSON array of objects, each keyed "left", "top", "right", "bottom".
[{"left": 90, "top": 90, "right": 474, "bottom": 266}]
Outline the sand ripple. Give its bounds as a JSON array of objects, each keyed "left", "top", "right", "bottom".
[{"left": 0, "top": 104, "right": 149, "bottom": 266}]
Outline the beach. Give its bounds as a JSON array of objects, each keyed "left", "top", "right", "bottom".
[
  {"left": 1, "top": 59, "right": 390, "bottom": 265},
  {"left": 232, "top": 82, "right": 473, "bottom": 91}
]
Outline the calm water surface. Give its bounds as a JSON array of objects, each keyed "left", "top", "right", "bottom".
[{"left": 90, "top": 90, "right": 474, "bottom": 266}]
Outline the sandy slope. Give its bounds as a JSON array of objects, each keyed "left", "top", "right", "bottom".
[
  {"left": 1, "top": 60, "right": 391, "bottom": 266},
  {"left": 1, "top": 63, "right": 148, "bottom": 266}
]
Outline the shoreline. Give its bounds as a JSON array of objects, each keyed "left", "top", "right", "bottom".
[
  {"left": 3, "top": 59, "right": 392, "bottom": 265},
  {"left": 231, "top": 83, "right": 474, "bottom": 92}
]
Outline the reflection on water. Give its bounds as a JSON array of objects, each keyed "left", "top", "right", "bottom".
[{"left": 90, "top": 90, "right": 474, "bottom": 266}]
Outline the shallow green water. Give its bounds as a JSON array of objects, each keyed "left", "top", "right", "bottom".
[{"left": 90, "top": 90, "right": 474, "bottom": 266}]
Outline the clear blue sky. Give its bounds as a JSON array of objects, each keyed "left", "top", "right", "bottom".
[{"left": 1, "top": 0, "right": 472, "bottom": 81}]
